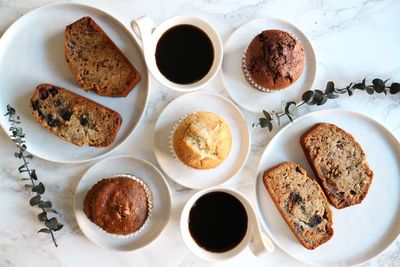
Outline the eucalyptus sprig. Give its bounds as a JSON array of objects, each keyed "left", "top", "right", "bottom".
[
  {"left": 255, "top": 78, "right": 400, "bottom": 131},
  {"left": 5, "top": 105, "right": 63, "bottom": 247}
]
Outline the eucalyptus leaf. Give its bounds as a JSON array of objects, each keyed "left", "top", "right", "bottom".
[
  {"left": 30, "top": 195, "right": 41, "bottom": 206},
  {"left": 39, "top": 201, "right": 52, "bottom": 209},
  {"left": 353, "top": 83, "right": 365, "bottom": 90},
  {"left": 43, "top": 208, "right": 58, "bottom": 214},
  {"left": 267, "top": 122, "right": 273, "bottom": 132},
  {"left": 38, "top": 228, "right": 51, "bottom": 234},
  {"left": 366, "top": 86, "right": 374, "bottom": 95},
  {"left": 32, "top": 183, "right": 45, "bottom": 195},
  {"left": 313, "top": 90, "right": 324, "bottom": 104},
  {"left": 262, "top": 110, "right": 272, "bottom": 121},
  {"left": 325, "top": 81, "right": 335, "bottom": 94},
  {"left": 286, "top": 114, "right": 293, "bottom": 123},
  {"left": 327, "top": 93, "right": 339, "bottom": 99},
  {"left": 347, "top": 88, "right": 354, "bottom": 96},
  {"left": 259, "top": 118, "right": 269, "bottom": 128},
  {"left": 390, "top": 83, "right": 400, "bottom": 94},
  {"left": 30, "top": 170, "right": 37, "bottom": 180},
  {"left": 45, "top": 218, "right": 63, "bottom": 231},
  {"left": 302, "top": 90, "right": 314, "bottom": 103},
  {"left": 372, "top": 78, "right": 385, "bottom": 93},
  {"left": 316, "top": 94, "right": 328, "bottom": 105},
  {"left": 38, "top": 212, "right": 47, "bottom": 222},
  {"left": 5, "top": 105, "right": 63, "bottom": 248}
]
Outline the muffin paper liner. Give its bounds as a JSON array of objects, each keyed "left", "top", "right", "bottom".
[
  {"left": 89, "top": 174, "right": 153, "bottom": 239},
  {"left": 168, "top": 111, "right": 232, "bottom": 170},
  {"left": 242, "top": 28, "right": 304, "bottom": 93}
]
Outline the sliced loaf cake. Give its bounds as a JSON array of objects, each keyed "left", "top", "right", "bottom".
[
  {"left": 300, "top": 123, "right": 373, "bottom": 209},
  {"left": 31, "top": 83, "right": 122, "bottom": 147},
  {"left": 64, "top": 16, "right": 140, "bottom": 97},
  {"left": 263, "top": 162, "right": 334, "bottom": 249}
]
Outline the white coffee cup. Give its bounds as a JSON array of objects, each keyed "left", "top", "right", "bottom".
[
  {"left": 180, "top": 187, "right": 274, "bottom": 261},
  {"left": 130, "top": 15, "right": 223, "bottom": 92}
]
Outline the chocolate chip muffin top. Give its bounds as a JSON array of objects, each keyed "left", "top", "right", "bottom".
[
  {"left": 83, "top": 176, "right": 150, "bottom": 235},
  {"left": 243, "top": 30, "right": 305, "bottom": 91}
]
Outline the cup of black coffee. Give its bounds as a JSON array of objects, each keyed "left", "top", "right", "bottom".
[
  {"left": 131, "top": 15, "right": 223, "bottom": 91},
  {"left": 180, "top": 188, "right": 274, "bottom": 261}
]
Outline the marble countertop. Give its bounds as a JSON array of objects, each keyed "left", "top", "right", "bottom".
[{"left": 0, "top": 0, "right": 399, "bottom": 266}]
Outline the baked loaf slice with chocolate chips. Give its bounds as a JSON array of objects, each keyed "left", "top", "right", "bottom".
[
  {"left": 300, "top": 123, "right": 373, "bottom": 209},
  {"left": 263, "top": 162, "right": 334, "bottom": 249},
  {"left": 64, "top": 16, "right": 140, "bottom": 97},
  {"left": 31, "top": 83, "right": 122, "bottom": 147}
]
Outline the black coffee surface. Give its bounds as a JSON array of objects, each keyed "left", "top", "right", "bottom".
[
  {"left": 155, "top": 24, "right": 214, "bottom": 84},
  {"left": 188, "top": 192, "right": 248, "bottom": 253}
]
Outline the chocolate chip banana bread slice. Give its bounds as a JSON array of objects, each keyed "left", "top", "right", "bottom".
[
  {"left": 300, "top": 123, "right": 373, "bottom": 209},
  {"left": 31, "top": 83, "right": 122, "bottom": 147},
  {"left": 65, "top": 16, "right": 141, "bottom": 97},
  {"left": 263, "top": 162, "right": 334, "bottom": 249}
]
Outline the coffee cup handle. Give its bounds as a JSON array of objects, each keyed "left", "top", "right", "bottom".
[
  {"left": 130, "top": 15, "right": 155, "bottom": 52},
  {"left": 248, "top": 207, "right": 275, "bottom": 256}
]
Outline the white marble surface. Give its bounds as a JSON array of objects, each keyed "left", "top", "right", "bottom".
[{"left": 0, "top": 0, "right": 399, "bottom": 266}]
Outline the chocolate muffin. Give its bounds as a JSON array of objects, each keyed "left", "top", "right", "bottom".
[
  {"left": 171, "top": 111, "right": 232, "bottom": 169},
  {"left": 242, "top": 29, "right": 305, "bottom": 92},
  {"left": 83, "top": 175, "right": 152, "bottom": 236}
]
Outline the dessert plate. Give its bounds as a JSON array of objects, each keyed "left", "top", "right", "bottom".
[
  {"left": 153, "top": 92, "right": 250, "bottom": 189},
  {"left": 74, "top": 155, "right": 171, "bottom": 251},
  {"left": 221, "top": 18, "right": 316, "bottom": 113},
  {"left": 255, "top": 109, "right": 400, "bottom": 266},
  {"left": 0, "top": 3, "right": 149, "bottom": 163}
]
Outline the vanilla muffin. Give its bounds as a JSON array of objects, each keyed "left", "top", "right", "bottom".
[{"left": 172, "top": 112, "right": 232, "bottom": 169}]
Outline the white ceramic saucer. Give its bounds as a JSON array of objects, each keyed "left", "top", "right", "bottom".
[
  {"left": 0, "top": 3, "right": 149, "bottom": 163},
  {"left": 74, "top": 155, "right": 171, "bottom": 251},
  {"left": 153, "top": 92, "right": 250, "bottom": 189},
  {"left": 255, "top": 109, "right": 400, "bottom": 266}
]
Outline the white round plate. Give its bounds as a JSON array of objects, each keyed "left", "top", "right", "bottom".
[
  {"left": 153, "top": 92, "right": 250, "bottom": 189},
  {"left": 74, "top": 155, "right": 171, "bottom": 251},
  {"left": 255, "top": 109, "right": 400, "bottom": 267},
  {"left": 0, "top": 3, "right": 149, "bottom": 163},
  {"left": 221, "top": 18, "right": 316, "bottom": 113}
]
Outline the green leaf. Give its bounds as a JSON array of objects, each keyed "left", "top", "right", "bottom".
[
  {"left": 286, "top": 114, "right": 293, "bottom": 123},
  {"left": 390, "top": 83, "right": 400, "bottom": 94},
  {"left": 262, "top": 110, "right": 272, "bottom": 121},
  {"left": 43, "top": 208, "right": 58, "bottom": 214},
  {"left": 285, "top": 102, "right": 297, "bottom": 117},
  {"left": 325, "top": 81, "right": 335, "bottom": 94},
  {"left": 258, "top": 118, "right": 269, "bottom": 128},
  {"left": 347, "top": 88, "right": 354, "bottom": 96},
  {"left": 313, "top": 90, "right": 324, "bottom": 104},
  {"left": 32, "top": 182, "right": 45, "bottom": 195},
  {"left": 366, "top": 86, "right": 374, "bottom": 95},
  {"left": 267, "top": 122, "right": 273, "bottom": 132},
  {"left": 30, "top": 170, "right": 37, "bottom": 180},
  {"left": 327, "top": 93, "right": 339, "bottom": 99},
  {"left": 39, "top": 201, "right": 52, "bottom": 209},
  {"left": 18, "top": 164, "right": 28, "bottom": 173},
  {"left": 38, "top": 228, "right": 51, "bottom": 234},
  {"left": 316, "top": 94, "right": 328, "bottom": 105},
  {"left": 38, "top": 212, "right": 47, "bottom": 222},
  {"left": 30, "top": 195, "right": 41, "bottom": 206},
  {"left": 353, "top": 83, "right": 365, "bottom": 90},
  {"left": 45, "top": 218, "right": 63, "bottom": 231},
  {"left": 372, "top": 78, "right": 385, "bottom": 93},
  {"left": 302, "top": 90, "right": 314, "bottom": 104}
]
